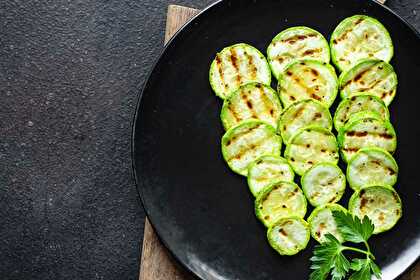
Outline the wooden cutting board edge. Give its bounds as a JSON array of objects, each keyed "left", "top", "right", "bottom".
[{"left": 139, "top": 3, "right": 419, "bottom": 280}]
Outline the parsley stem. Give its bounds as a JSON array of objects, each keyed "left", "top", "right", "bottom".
[{"left": 342, "top": 246, "right": 375, "bottom": 259}]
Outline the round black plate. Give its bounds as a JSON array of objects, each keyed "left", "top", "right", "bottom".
[{"left": 133, "top": 0, "right": 420, "bottom": 279}]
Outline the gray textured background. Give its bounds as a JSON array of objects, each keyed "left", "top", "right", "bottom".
[{"left": 0, "top": 0, "right": 418, "bottom": 279}]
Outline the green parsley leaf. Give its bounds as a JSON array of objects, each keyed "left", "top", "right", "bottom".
[
  {"left": 348, "top": 261, "right": 371, "bottom": 280},
  {"left": 369, "top": 260, "right": 382, "bottom": 279},
  {"left": 350, "top": 258, "right": 366, "bottom": 271},
  {"left": 310, "top": 234, "right": 349, "bottom": 280},
  {"left": 332, "top": 211, "right": 374, "bottom": 243}
]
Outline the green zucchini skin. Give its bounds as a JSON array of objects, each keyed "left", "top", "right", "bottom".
[
  {"left": 221, "top": 120, "right": 282, "bottom": 176},
  {"left": 330, "top": 15, "right": 393, "bottom": 72},
  {"left": 267, "top": 216, "right": 310, "bottom": 255},
  {"left": 220, "top": 83, "right": 282, "bottom": 131},
  {"left": 267, "top": 26, "right": 330, "bottom": 80},
  {"left": 347, "top": 147, "right": 398, "bottom": 191},
  {"left": 307, "top": 204, "right": 347, "bottom": 243},
  {"left": 278, "top": 60, "right": 338, "bottom": 108},
  {"left": 209, "top": 43, "right": 271, "bottom": 99},
  {"left": 338, "top": 116, "right": 397, "bottom": 163},
  {"left": 301, "top": 163, "right": 346, "bottom": 207},
  {"left": 255, "top": 181, "right": 307, "bottom": 228},
  {"left": 333, "top": 94, "right": 390, "bottom": 132},
  {"left": 348, "top": 185, "right": 402, "bottom": 234},
  {"left": 285, "top": 126, "right": 339, "bottom": 176},
  {"left": 339, "top": 59, "right": 398, "bottom": 106},
  {"left": 247, "top": 155, "right": 295, "bottom": 197},
  {"left": 278, "top": 99, "right": 332, "bottom": 145}
]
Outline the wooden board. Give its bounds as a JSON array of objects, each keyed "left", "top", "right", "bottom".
[{"left": 139, "top": 3, "right": 419, "bottom": 280}]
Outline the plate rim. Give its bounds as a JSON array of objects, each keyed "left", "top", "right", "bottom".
[{"left": 131, "top": 0, "right": 420, "bottom": 279}]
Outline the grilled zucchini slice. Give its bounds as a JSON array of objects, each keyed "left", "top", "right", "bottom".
[
  {"left": 278, "top": 99, "right": 332, "bottom": 145},
  {"left": 285, "top": 126, "right": 339, "bottom": 176},
  {"left": 308, "top": 204, "right": 347, "bottom": 243},
  {"left": 209, "top": 43, "right": 271, "bottom": 99},
  {"left": 339, "top": 59, "right": 397, "bottom": 106},
  {"left": 334, "top": 94, "right": 389, "bottom": 132},
  {"left": 221, "top": 120, "right": 282, "bottom": 176},
  {"left": 347, "top": 147, "right": 398, "bottom": 191},
  {"left": 330, "top": 15, "right": 393, "bottom": 72},
  {"left": 338, "top": 116, "right": 397, "bottom": 162},
  {"left": 255, "top": 181, "right": 307, "bottom": 227},
  {"left": 247, "top": 155, "right": 295, "bottom": 197},
  {"left": 267, "top": 216, "right": 310, "bottom": 255},
  {"left": 301, "top": 163, "right": 346, "bottom": 207},
  {"left": 267, "top": 26, "right": 330, "bottom": 80},
  {"left": 220, "top": 83, "right": 282, "bottom": 130},
  {"left": 349, "top": 185, "right": 402, "bottom": 234},
  {"left": 278, "top": 60, "right": 338, "bottom": 108}
]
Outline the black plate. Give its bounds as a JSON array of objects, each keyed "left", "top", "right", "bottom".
[{"left": 133, "top": 0, "right": 420, "bottom": 279}]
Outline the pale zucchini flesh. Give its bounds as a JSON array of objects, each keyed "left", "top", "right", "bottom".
[
  {"left": 285, "top": 126, "right": 339, "bottom": 176},
  {"left": 338, "top": 117, "right": 397, "bottom": 163},
  {"left": 247, "top": 155, "right": 295, "bottom": 197},
  {"left": 330, "top": 15, "right": 393, "bottom": 72},
  {"left": 301, "top": 163, "right": 346, "bottom": 207},
  {"left": 308, "top": 204, "right": 347, "bottom": 243},
  {"left": 333, "top": 94, "right": 389, "bottom": 132},
  {"left": 349, "top": 185, "right": 402, "bottom": 234},
  {"left": 255, "top": 181, "right": 307, "bottom": 228},
  {"left": 347, "top": 147, "right": 398, "bottom": 191},
  {"left": 221, "top": 120, "right": 282, "bottom": 176},
  {"left": 339, "top": 59, "right": 397, "bottom": 106},
  {"left": 221, "top": 83, "right": 282, "bottom": 130},
  {"left": 209, "top": 43, "right": 271, "bottom": 99},
  {"left": 267, "top": 216, "right": 310, "bottom": 255},
  {"left": 278, "top": 60, "right": 338, "bottom": 108},
  {"left": 278, "top": 99, "right": 332, "bottom": 145},
  {"left": 267, "top": 26, "right": 330, "bottom": 80}
]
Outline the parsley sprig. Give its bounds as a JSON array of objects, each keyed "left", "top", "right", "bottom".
[{"left": 310, "top": 211, "right": 382, "bottom": 280}]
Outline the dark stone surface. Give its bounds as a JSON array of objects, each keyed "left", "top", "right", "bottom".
[{"left": 0, "top": 0, "right": 417, "bottom": 279}]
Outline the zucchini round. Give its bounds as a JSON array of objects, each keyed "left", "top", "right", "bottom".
[
  {"left": 278, "top": 60, "right": 338, "bottom": 108},
  {"left": 339, "top": 59, "right": 398, "bottom": 106},
  {"left": 338, "top": 116, "right": 397, "bottom": 162},
  {"left": 267, "top": 216, "right": 310, "bottom": 255},
  {"left": 209, "top": 43, "right": 271, "bottom": 99},
  {"left": 220, "top": 83, "right": 282, "bottom": 130},
  {"left": 255, "top": 181, "right": 307, "bottom": 227},
  {"left": 333, "top": 94, "right": 389, "bottom": 132},
  {"left": 221, "top": 120, "right": 282, "bottom": 176},
  {"left": 349, "top": 185, "right": 402, "bottom": 234},
  {"left": 347, "top": 147, "right": 398, "bottom": 191},
  {"left": 301, "top": 163, "right": 346, "bottom": 207},
  {"left": 285, "top": 126, "right": 339, "bottom": 176},
  {"left": 278, "top": 99, "right": 332, "bottom": 145},
  {"left": 307, "top": 204, "right": 347, "bottom": 243},
  {"left": 330, "top": 15, "right": 393, "bottom": 72},
  {"left": 267, "top": 26, "right": 330, "bottom": 80},
  {"left": 247, "top": 155, "right": 295, "bottom": 197}
]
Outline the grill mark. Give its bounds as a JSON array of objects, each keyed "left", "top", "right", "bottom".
[
  {"left": 342, "top": 147, "right": 359, "bottom": 153},
  {"left": 293, "top": 105, "right": 306, "bottom": 119},
  {"left": 311, "top": 69, "right": 319, "bottom": 77},
  {"left": 379, "top": 133, "right": 394, "bottom": 139},
  {"left": 283, "top": 34, "right": 308, "bottom": 44},
  {"left": 387, "top": 167, "right": 396, "bottom": 175},
  {"left": 311, "top": 93, "right": 322, "bottom": 101},
  {"left": 246, "top": 100, "right": 253, "bottom": 109},
  {"left": 241, "top": 93, "right": 257, "bottom": 118},
  {"left": 302, "top": 48, "right": 321, "bottom": 56},
  {"left": 354, "top": 18, "right": 364, "bottom": 25},
  {"left": 286, "top": 71, "right": 293, "bottom": 76},
  {"left": 354, "top": 69, "right": 370, "bottom": 82},
  {"left": 340, "top": 79, "right": 353, "bottom": 90},
  {"left": 378, "top": 212, "right": 385, "bottom": 222},
  {"left": 336, "top": 29, "right": 352, "bottom": 42},
  {"left": 228, "top": 105, "right": 241, "bottom": 122},
  {"left": 258, "top": 86, "right": 276, "bottom": 119},
  {"left": 329, "top": 196, "right": 337, "bottom": 203},
  {"left": 226, "top": 125, "right": 261, "bottom": 147},
  {"left": 279, "top": 229, "right": 288, "bottom": 236},
  {"left": 392, "top": 191, "right": 399, "bottom": 203},
  {"left": 229, "top": 48, "right": 241, "bottom": 85},
  {"left": 355, "top": 131, "right": 368, "bottom": 137},
  {"left": 245, "top": 52, "right": 258, "bottom": 79},
  {"left": 360, "top": 197, "right": 368, "bottom": 209},
  {"left": 227, "top": 135, "right": 270, "bottom": 163},
  {"left": 215, "top": 54, "right": 226, "bottom": 89},
  {"left": 313, "top": 112, "right": 322, "bottom": 120}
]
